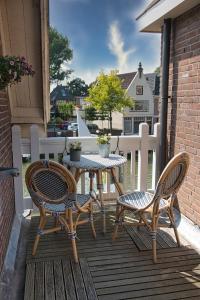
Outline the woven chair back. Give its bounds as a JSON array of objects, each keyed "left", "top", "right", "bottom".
[
  {"left": 25, "top": 160, "right": 77, "bottom": 206},
  {"left": 155, "top": 152, "right": 189, "bottom": 201}
]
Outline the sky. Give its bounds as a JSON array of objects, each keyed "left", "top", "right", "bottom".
[{"left": 49, "top": 0, "right": 161, "bottom": 85}]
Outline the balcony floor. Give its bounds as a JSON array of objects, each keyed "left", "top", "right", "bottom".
[{"left": 24, "top": 211, "right": 200, "bottom": 300}]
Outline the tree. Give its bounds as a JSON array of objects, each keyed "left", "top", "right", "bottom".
[
  {"left": 84, "top": 106, "right": 97, "bottom": 121},
  {"left": 49, "top": 27, "right": 73, "bottom": 84},
  {"left": 154, "top": 66, "right": 160, "bottom": 75},
  {"left": 86, "top": 70, "right": 133, "bottom": 132},
  {"left": 57, "top": 102, "right": 74, "bottom": 120},
  {"left": 68, "top": 78, "right": 89, "bottom": 97}
]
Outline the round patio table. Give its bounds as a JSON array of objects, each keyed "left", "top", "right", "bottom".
[{"left": 63, "top": 154, "right": 127, "bottom": 233}]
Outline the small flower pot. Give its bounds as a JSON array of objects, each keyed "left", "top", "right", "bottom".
[
  {"left": 70, "top": 149, "right": 81, "bottom": 161},
  {"left": 98, "top": 144, "right": 110, "bottom": 158}
]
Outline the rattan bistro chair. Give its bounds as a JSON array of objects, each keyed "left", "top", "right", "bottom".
[
  {"left": 113, "top": 152, "right": 190, "bottom": 263},
  {"left": 25, "top": 160, "right": 96, "bottom": 263}
]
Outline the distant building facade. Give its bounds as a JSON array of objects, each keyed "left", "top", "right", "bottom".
[{"left": 122, "top": 63, "right": 160, "bottom": 135}]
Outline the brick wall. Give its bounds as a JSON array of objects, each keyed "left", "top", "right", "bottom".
[
  {"left": 168, "top": 5, "right": 200, "bottom": 225},
  {"left": 0, "top": 47, "right": 15, "bottom": 272}
]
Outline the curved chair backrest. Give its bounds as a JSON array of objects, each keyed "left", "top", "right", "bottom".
[
  {"left": 154, "top": 152, "right": 189, "bottom": 202},
  {"left": 25, "top": 160, "right": 77, "bottom": 207}
]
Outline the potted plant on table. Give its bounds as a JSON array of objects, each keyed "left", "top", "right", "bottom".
[
  {"left": 96, "top": 133, "right": 111, "bottom": 158},
  {"left": 69, "top": 141, "right": 82, "bottom": 161}
]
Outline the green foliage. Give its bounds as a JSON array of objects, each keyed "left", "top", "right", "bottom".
[
  {"left": 84, "top": 106, "right": 97, "bottom": 121},
  {"left": 96, "top": 134, "right": 111, "bottom": 145},
  {"left": 86, "top": 70, "right": 133, "bottom": 131},
  {"left": 57, "top": 102, "right": 74, "bottom": 120},
  {"left": 85, "top": 106, "right": 109, "bottom": 121},
  {"left": 49, "top": 27, "right": 73, "bottom": 83},
  {"left": 68, "top": 78, "right": 88, "bottom": 97},
  {"left": 69, "top": 141, "right": 81, "bottom": 150},
  {"left": 54, "top": 116, "right": 63, "bottom": 125},
  {"left": 154, "top": 66, "right": 160, "bottom": 75}
]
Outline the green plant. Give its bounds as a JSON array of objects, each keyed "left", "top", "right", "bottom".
[
  {"left": 96, "top": 134, "right": 111, "bottom": 145},
  {"left": 57, "top": 102, "right": 74, "bottom": 120},
  {"left": 55, "top": 116, "right": 63, "bottom": 125},
  {"left": 49, "top": 27, "right": 73, "bottom": 83},
  {"left": 69, "top": 141, "right": 81, "bottom": 150},
  {"left": 0, "top": 55, "right": 35, "bottom": 90},
  {"left": 86, "top": 70, "right": 133, "bottom": 132}
]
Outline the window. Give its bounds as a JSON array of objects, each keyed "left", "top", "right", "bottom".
[
  {"left": 130, "top": 100, "right": 149, "bottom": 112},
  {"left": 136, "top": 85, "right": 143, "bottom": 95},
  {"left": 133, "top": 117, "right": 145, "bottom": 134},
  {"left": 124, "top": 117, "right": 132, "bottom": 134}
]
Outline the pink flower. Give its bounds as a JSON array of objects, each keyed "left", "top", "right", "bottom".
[{"left": 10, "top": 61, "right": 14, "bottom": 65}]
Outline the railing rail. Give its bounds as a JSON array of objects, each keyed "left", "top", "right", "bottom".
[{"left": 12, "top": 122, "right": 160, "bottom": 213}]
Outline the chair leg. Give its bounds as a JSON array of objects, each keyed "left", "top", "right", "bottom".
[
  {"left": 151, "top": 216, "right": 158, "bottom": 263},
  {"left": 68, "top": 209, "right": 78, "bottom": 263},
  {"left": 168, "top": 208, "right": 181, "bottom": 247},
  {"left": 32, "top": 215, "right": 46, "bottom": 256},
  {"left": 113, "top": 204, "right": 122, "bottom": 240},
  {"left": 90, "top": 202, "right": 96, "bottom": 239}
]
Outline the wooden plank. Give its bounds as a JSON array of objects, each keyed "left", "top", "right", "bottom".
[
  {"left": 133, "top": 289, "right": 200, "bottom": 300},
  {"left": 24, "top": 263, "right": 35, "bottom": 300},
  {"left": 79, "top": 258, "right": 98, "bottom": 300},
  {"left": 71, "top": 260, "right": 87, "bottom": 300},
  {"left": 97, "top": 282, "right": 200, "bottom": 300},
  {"left": 93, "top": 264, "right": 200, "bottom": 283},
  {"left": 62, "top": 260, "right": 77, "bottom": 300},
  {"left": 53, "top": 260, "right": 66, "bottom": 300},
  {"left": 45, "top": 261, "right": 55, "bottom": 300},
  {"left": 88, "top": 250, "right": 199, "bottom": 269},
  {"left": 35, "top": 262, "right": 45, "bottom": 300},
  {"left": 92, "top": 258, "right": 200, "bottom": 277},
  {"left": 94, "top": 268, "right": 200, "bottom": 289}
]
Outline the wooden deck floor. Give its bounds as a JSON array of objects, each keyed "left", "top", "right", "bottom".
[{"left": 24, "top": 211, "right": 200, "bottom": 300}]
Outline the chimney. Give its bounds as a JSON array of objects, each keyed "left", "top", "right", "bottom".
[{"left": 138, "top": 62, "right": 143, "bottom": 78}]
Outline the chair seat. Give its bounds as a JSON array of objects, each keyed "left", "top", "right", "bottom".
[
  {"left": 118, "top": 191, "right": 168, "bottom": 210},
  {"left": 43, "top": 194, "right": 91, "bottom": 213}
]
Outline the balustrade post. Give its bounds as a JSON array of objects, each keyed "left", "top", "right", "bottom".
[
  {"left": 152, "top": 123, "right": 160, "bottom": 190},
  {"left": 30, "top": 125, "right": 40, "bottom": 162},
  {"left": 138, "top": 123, "right": 149, "bottom": 191},
  {"left": 12, "top": 125, "right": 24, "bottom": 215},
  {"left": 30, "top": 125, "right": 40, "bottom": 211}
]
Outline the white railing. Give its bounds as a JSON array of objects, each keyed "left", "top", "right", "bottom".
[{"left": 12, "top": 123, "right": 160, "bottom": 215}]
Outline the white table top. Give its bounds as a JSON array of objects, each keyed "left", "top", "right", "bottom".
[{"left": 63, "top": 154, "right": 127, "bottom": 170}]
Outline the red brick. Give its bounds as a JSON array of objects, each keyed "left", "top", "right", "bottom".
[
  {"left": 167, "top": 4, "right": 200, "bottom": 226},
  {"left": 0, "top": 41, "right": 15, "bottom": 273}
]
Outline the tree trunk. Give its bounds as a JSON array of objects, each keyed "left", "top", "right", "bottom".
[{"left": 109, "top": 111, "right": 112, "bottom": 134}]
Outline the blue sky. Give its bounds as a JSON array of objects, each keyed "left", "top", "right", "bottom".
[{"left": 50, "top": 0, "right": 161, "bottom": 84}]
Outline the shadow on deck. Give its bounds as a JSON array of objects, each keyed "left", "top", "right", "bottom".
[{"left": 24, "top": 212, "right": 200, "bottom": 300}]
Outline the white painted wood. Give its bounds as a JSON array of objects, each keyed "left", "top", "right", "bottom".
[
  {"left": 18, "top": 123, "right": 160, "bottom": 211},
  {"left": 138, "top": 123, "right": 149, "bottom": 191},
  {"left": 137, "top": 0, "right": 200, "bottom": 33},
  {"left": 30, "top": 125, "right": 40, "bottom": 162},
  {"left": 131, "top": 150, "right": 136, "bottom": 190},
  {"left": 12, "top": 126, "right": 24, "bottom": 215},
  {"left": 152, "top": 123, "right": 160, "bottom": 190}
]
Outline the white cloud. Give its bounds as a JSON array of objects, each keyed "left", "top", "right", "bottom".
[
  {"left": 70, "top": 66, "right": 112, "bottom": 85},
  {"left": 108, "top": 21, "right": 136, "bottom": 72}
]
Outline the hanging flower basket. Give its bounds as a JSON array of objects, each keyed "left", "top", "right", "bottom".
[{"left": 0, "top": 55, "right": 35, "bottom": 90}]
